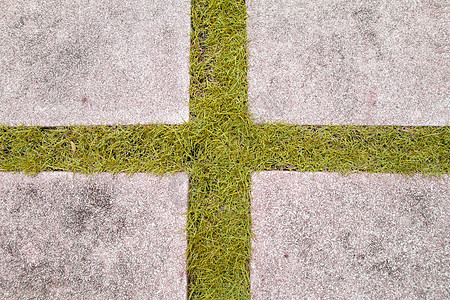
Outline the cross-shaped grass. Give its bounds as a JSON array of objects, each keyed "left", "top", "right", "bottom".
[{"left": 0, "top": 0, "right": 449, "bottom": 299}]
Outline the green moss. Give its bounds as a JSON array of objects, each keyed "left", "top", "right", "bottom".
[{"left": 0, "top": 0, "right": 449, "bottom": 299}]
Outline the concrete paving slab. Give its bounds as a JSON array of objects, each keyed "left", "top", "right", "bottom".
[
  {"left": 247, "top": 0, "right": 449, "bottom": 126},
  {"left": 251, "top": 171, "right": 449, "bottom": 299},
  {"left": 0, "top": 172, "right": 188, "bottom": 299},
  {"left": 0, "top": 0, "right": 190, "bottom": 126}
]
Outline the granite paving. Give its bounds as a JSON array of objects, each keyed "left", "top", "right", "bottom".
[
  {"left": 247, "top": 0, "right": 449, "bottom": 125},
  {"left": 0, "top": 172, "right": 188, "bottom": 299},
  {"left": 251, "top": 171, "right": 449, "bottom": 299},
  {"left": 0, "top": 0, "right": 190, "bottom": 126},
  {"left": 1, "top": 1, "right": 449, "bottom": 299}
]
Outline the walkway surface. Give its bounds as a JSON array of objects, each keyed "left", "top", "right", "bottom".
[
  {"left": 251, "top": 172, "right": 449, "bottom": 299},
  {"left": 0, "top": 172, "right": 188, "bottom": 299},
  {"left": 1, "top": 0, "right": 449, "bottom": 299},
  {"left": 247, "top": 0, "right": 449, "bottom": 126},
  {"left": 0, "top": 0, "right": 190, "bottom": 126},
  {"left": 0, "top": 0, "right": 190, "bottom": 299},
  {"left": 247, "top": 1, "right": 449, "bottom": 298}
]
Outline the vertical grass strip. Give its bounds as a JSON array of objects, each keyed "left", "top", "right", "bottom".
[{"left": 188, "top": 0, "right": 253, "bottom": 298}]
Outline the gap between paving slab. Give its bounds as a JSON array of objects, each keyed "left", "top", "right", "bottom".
[{"left": 0, "top": 172, "right": 188, "bottom": 299}]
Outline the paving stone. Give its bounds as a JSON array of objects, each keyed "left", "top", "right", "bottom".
[
  {"left": 247, "top": 0, "right": 449, "bottom": 126},
  {"left": 0, "top": 0, "right": 190, "bottom": 126},
  {"left": 0, "top": 172, "right": 188, "bottom": 299},
  {"left": 251, "top": 171, "right": 449, "bottom": 299}
]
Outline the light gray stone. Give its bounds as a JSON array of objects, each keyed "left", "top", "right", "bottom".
[
  {"left": 0, "top": 0, "right": 190, "bottom": 126},
  {"left": 0, "top": 172, "right": 188, "bottom": 299},
  {"left": 247, "top": 0, "right": 449, "bottom": 125},
  {"left": 251, "top": 171, "right": 449, "bottom": 299}
]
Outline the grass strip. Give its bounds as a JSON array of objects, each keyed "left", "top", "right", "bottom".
[
  {"left": 187, "top": 0, "right": 252, "bottom": 298},
  {"left": 0, "top": 124, "right": 189, "bottom": 176},
  {"left": 0, "top": 0, "right": 449, "bottom": 299},
  {"left": 249, "top": 124, "right": 449, "bottom": 176}
]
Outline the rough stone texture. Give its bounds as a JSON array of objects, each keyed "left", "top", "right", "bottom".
[
  {"left": 0, "top": 172, "right": 188, "bottom": 299},
  {"left": 247, "top": 0, "right": 449, "bottom": 126},
  {"left": 0, "top": 0, "right": 190, "bottom": 126},
  {"left": 251, "top": 171, "right": 449, "bottom": 299}
]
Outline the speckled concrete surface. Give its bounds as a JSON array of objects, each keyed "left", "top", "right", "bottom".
[
  {"left": 251, "top": 171, "right": 449, "bottom": 299},
  {"left": 0, "top": 172, "right": 188, "bottom": 299},
  {"left": 247, "top": 0, "right": 449, "bottom": 126},
  {"left": 0, "top": 0, "right": 190, "bottom": 126}
]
